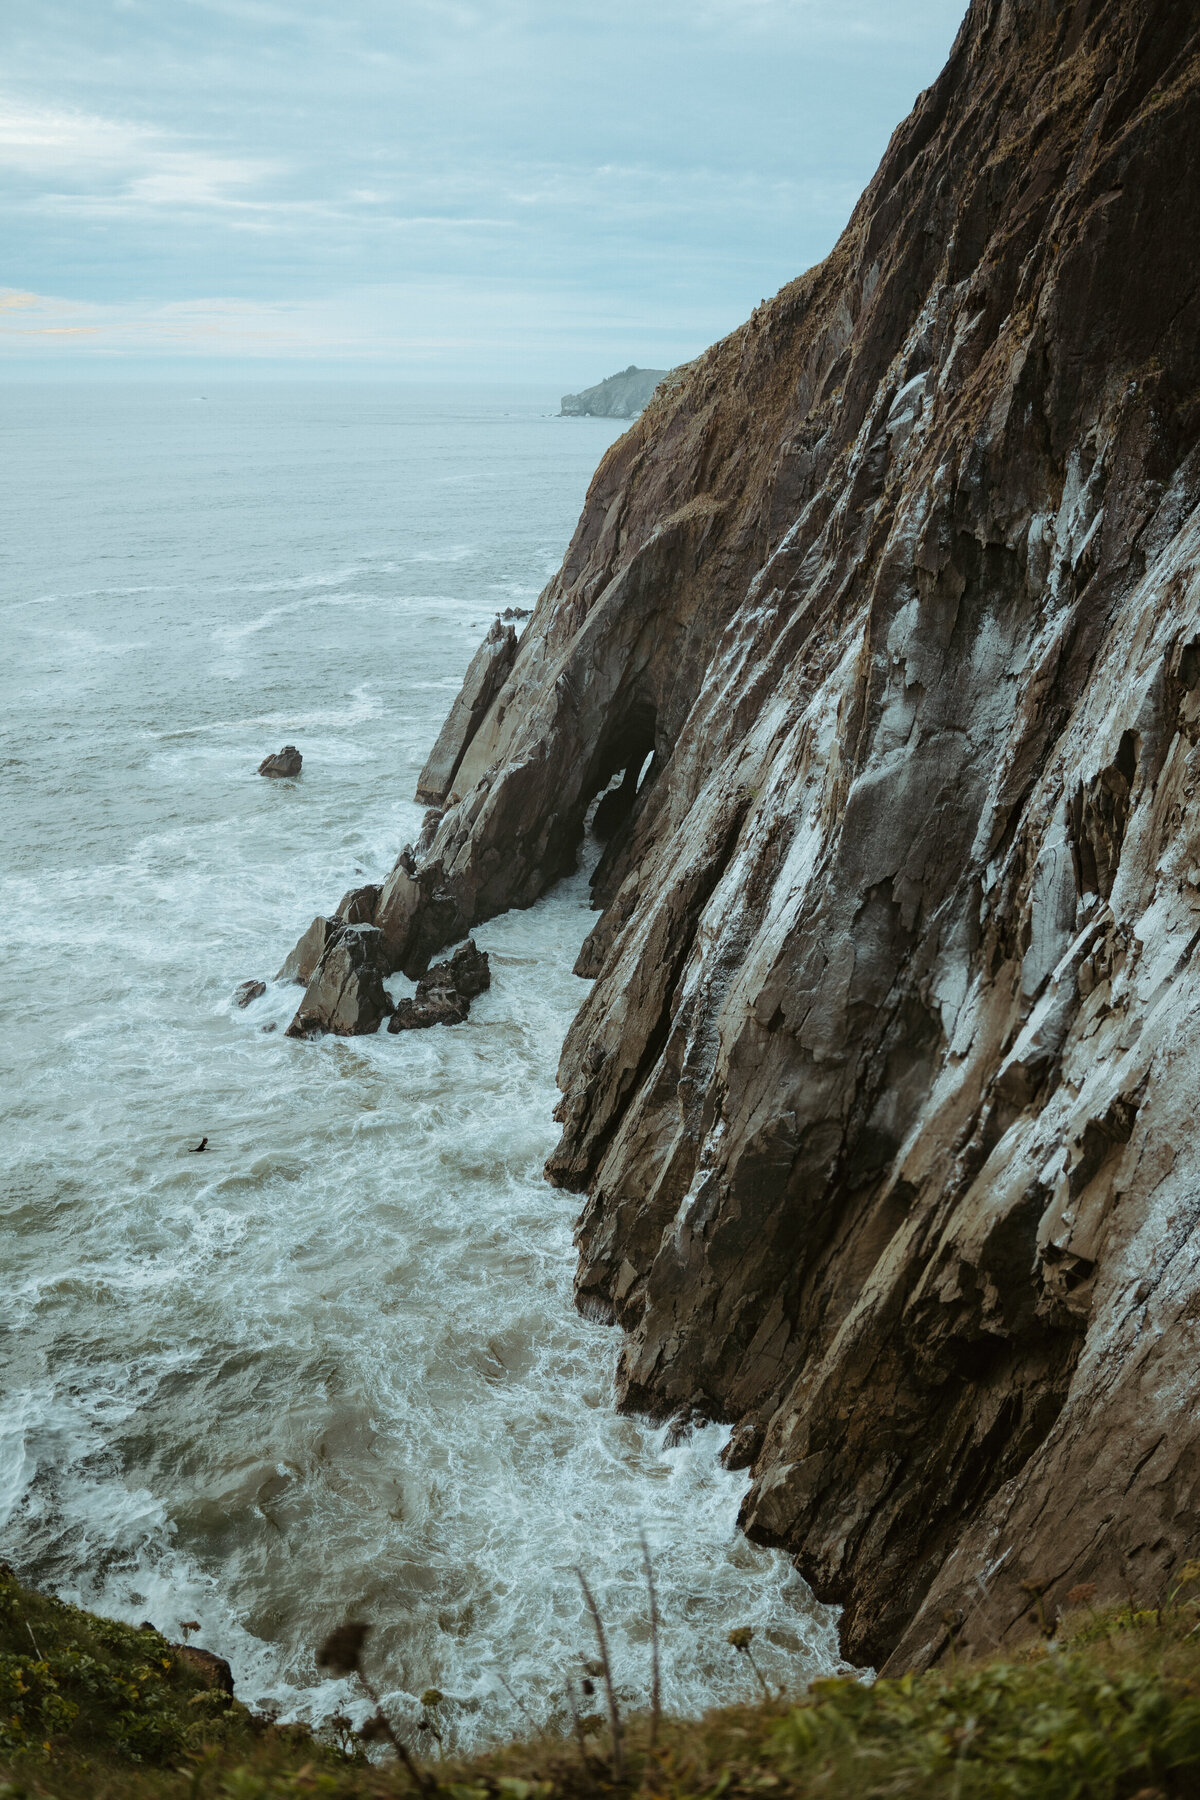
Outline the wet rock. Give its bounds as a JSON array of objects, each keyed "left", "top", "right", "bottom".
[
  {"left": 268, "top": 0, "right": 1200, "bottom": 1675},
  {"left": 334, "top": 882, "right": 380, "bottom": 925},
  {"left": 501, "top": 606, "right": 531, "bottom": 621},
  {"left": 257, "top": 745, "right": 302, "bottom": 778},
  {"left": 414, "top": 619, "right": 516, "bottom": 807},
  {"left": 233, "top": 979, "right": 266, "bottom": 1009},
  {"left": 275, "top": 915, "right": 345, "bottom": 985},
  {"left": 386, "top": 938, "right": 490, "bottom": 1032},
  {"left": 285, "top": 925, "right": 392, "bottom": 1038}
]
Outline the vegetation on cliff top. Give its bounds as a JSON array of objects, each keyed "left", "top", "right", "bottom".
[{"left": 6, "top": 1564, "right": 1200, "bottom": 1798}]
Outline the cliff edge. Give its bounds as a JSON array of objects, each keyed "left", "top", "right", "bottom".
[{"left": 286, "top": 0, "right": 1200, "bottom": 1671}]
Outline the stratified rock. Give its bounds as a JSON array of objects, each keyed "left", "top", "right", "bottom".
[
  {"left": 275, "top": 915, "right": 345, "bottom": 985},
  {"left": 560, "top": 366, "right": 669, "bottom": 419},
  {"left": 233, "top": 979, "right": 266, "bottom": 1009},
  {"left": 414, "top": 619, "right": 517, "bottom": 807},
  {"left": 285, "top": 926, "right": 392, "bottom": 1038},
  {"left": 334, "top": 882, "right": 381, "bottom": 924},
  {"left": 257, "top": 745, "right": 302, "bottom": 778},
  {"left": 386, "top": 938, "right": 490, "bottom": 1032},
  {"left": 270, "top": 0, "right": 1200, "bottom": 1676}
]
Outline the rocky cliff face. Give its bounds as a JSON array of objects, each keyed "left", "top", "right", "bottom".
[{"left": 290, "top": 0, "right": 1200, "bottom": 1670}]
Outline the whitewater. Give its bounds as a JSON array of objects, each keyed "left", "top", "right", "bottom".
[{"left": 0, "top": 381, "right": 845, "bottom": 1746}]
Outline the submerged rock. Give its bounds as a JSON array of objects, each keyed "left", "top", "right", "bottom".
[
  {"left": 233, "top": 979, "right": 266, "bottom": 1009},
  {"left": 387, "top": 938, "right": 490, "bottom": 1032},
  {"left": 285, "top": 925, "right": 392, "bottom": 1038},
  {"left": 257, "top": 745, "right": 302, "bottom": 778}
]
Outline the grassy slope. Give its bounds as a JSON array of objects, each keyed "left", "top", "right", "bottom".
[{"left": 4, "top": 1566, "right": 1200, "bottom": 1798}]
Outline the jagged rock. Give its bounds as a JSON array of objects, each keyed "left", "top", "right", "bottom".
[
  {"left": 285, "top": 925, "right": 392, "bottom": 1038},
  {"left": 233, "top": 980, "right": 265, "bottom": 1009},
  {"left": 257, "top": 745, "right": 302, "bottom": 778},
  {"left": 275, "top": 915, "right": 345, "bottom": 985},
  {"left": 414, "top": 619, "right": 516, "bottom": 807},
  {"left": 501, "top": 606, "right": 531, "bottom": 620},
  {"left": 270, "top": 0, "right": 1200, "bottom": 1675},
  {"left": 334, "top": 882, "right": 380, "bottom": 924},
  {"left": 560, "top": 366, "right": 669, "bottom": 419},
  {"left": 386, "top": 939, "right": 490, "bottom": 1032}
]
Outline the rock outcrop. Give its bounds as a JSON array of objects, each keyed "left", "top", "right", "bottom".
[
  {"left": 560, "top": 366, "right": 670, "bottom": 420},
  {"left": 285, "top": 925, "right": 392, "bottom": 1038},
  {"left": 387, "top": 938, "right": 491, "bottom": 1031},
  {"left": 416, "top": 619, "right": 517, "bottom": 807},
  {"left": 258, "top": 745, "right": 302, "bottom": 778},
  {"left": 233, "top": 979, "right": 265, "bottom": 1009},
  {"left": 279, "top": 0, "right": 1200, "bottom": 1673}
]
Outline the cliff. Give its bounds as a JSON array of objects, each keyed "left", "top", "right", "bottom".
[
  {"left": 560, "top": 366, "right": 671, "bottom": 419},
  {"left": 286, "top": 0, "right": 1200, "bottom": 1672}
]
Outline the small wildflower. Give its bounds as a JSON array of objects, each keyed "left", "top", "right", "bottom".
[
  {"left": 421, "top": 1688, "right": 444, "bottom": 1708},
  {"left": 727, "top": 1627, "right": 754, "bottom": 1651},
  {"left": 359, "top": 1713, "right": 389, "bottom": 1743}
]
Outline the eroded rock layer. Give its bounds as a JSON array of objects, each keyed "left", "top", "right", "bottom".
[{"left": 287, "top": 0, "right": 1200, "bottom": 1668}]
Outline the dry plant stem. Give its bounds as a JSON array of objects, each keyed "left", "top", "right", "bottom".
[
  {"left": 576, "top": 1567, "right": 624, "bottom": 1783},
  {"left": 498, "top": 1671, "right": 536, "bottom": 1732},
  {"left": 639, "top": 1531, "right": 661, "bottom": 1752},
  {"left": 357, "top": 1670, "right": 432, "bottom": 1794},
  {"left": 745, "top": 1647, "right": 771, "bottom": 1702},
  {"left": 565, "top": 1673, "right": 591, "bottom": 1775}
]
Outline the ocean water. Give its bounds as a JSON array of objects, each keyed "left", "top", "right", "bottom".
[{"left": 0, "top": 382, "right": 846, "bottom": 1746}]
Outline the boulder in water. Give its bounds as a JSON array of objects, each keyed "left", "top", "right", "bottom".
[
  {"left": 258, "top": 745, "right": 302, "bottom": 778},
  {"left": 387, "top": 938, "right": 490, "bottom": 1032},
  {"left": 285, "top": 925, "right": 393, "bottom": 1038},
  {"left": 233, "top": 979, "right": 266, "bottom": 1009}
]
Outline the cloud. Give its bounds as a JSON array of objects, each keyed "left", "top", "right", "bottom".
[{"left": 0, "top": 97, "right": 283, "bottom": 219}]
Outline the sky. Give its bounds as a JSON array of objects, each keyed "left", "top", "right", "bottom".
[{"left": 0, "top": 0, "right": 967, "bottom": 381}]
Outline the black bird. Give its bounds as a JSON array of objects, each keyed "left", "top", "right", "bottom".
[{"left": 189, "top": 1137, "right": 208, "bottom": 1153}]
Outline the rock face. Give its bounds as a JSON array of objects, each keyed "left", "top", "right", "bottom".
[
  {"left": 560, "top": 366, "right": 670, "bottom": 420},
  {"left": 388, "top": 938, "right": 490, "bottom": 1031},
  {"left": 415, "top": 620, "right": 517, "bottom": 807},
  {"left": 278, "top": 0, "right": 1200, "bottom": 1673},
  {"left": 233, "top": 979, "right": 266, "bottom": 1009},
  {"left": 258, "top": 745, "right": 302, "bottom": 778},
  {"left": 276, "top": 915, "right": 344, "bottom": 985},
  {"left": 285, "top": 925, "right": 392, "bottom": 1038}
]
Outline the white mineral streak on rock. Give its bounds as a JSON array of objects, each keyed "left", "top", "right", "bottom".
[{"left": 286, "top": 0, "right": 1200, "bottom": 1670}]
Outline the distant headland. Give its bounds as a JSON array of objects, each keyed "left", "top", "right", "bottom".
[{"left": 559, "top": 365, "right": 668, "bottom": 419}]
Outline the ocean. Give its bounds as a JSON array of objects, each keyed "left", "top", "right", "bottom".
[{"left": 0, "top": 381, "right": 844, "bottom": 1744}]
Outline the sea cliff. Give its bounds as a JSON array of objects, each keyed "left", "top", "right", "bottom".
[{"left": 286, "top": 0, "right": 1200, "bottom": 1671}]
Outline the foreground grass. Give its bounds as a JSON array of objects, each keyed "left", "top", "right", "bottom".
[{"left": 4, "top": 1564, "right": 1200, "bottom": 1798}]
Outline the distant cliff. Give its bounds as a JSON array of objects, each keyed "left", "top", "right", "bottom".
[
  {"left": 560, "top": 366, "right": 669, "bottom": 419},
  {"left": 285, "top": 0, "right": 1200, "bottom": 1675}
]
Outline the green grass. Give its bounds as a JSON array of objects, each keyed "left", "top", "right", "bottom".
[{"left": 5, "top": 1562, "right": 1200, "bottom": 1798}]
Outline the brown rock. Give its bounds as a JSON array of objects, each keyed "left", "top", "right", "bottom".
[
  {"left": 415, "top": 618, "right": 517, "bottom": 807},
  {"left": 268, "top": 0, "right": 1200, "bottom": 1674},
  {"left": 174, "top": 1643, "right": 234, "bottom": 1698},
  {"left": 334, "top": 882, "right": 381, "bottom": 925},
  {"left": 285, "top": 925, "right": 392, "bottom": 1038},
  {"left": 233, "top": 979, "right": 266, "bottom": 1008},
  {"left": 275, "top": 915, "right": 345, "bottom": 985},
  {"left": 257, "top": 745, "right": 302, "bottom": 778},
  {"left": 386, "top": 938, "right": 490, "bottom": 1031}
]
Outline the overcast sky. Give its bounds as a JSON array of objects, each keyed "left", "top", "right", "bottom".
[{"left": 0, "top": 0, "right": 966, "bottom": 380}]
